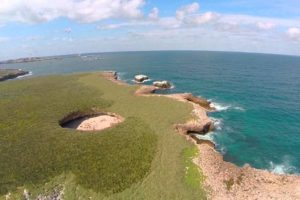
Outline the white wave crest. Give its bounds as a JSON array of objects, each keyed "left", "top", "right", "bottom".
[
  {"left": 269, "top": 161, "right": 297, "bottom": 175},
  {"left": 16, "top": 71, "right": 33, "bottom": 79},
  {"left": 210, "top": 102, "right": 230, "bottom": 111},
  {"left": 234, "top": 106, "right": 245, "bottom": 111},
  {"left": 210, "top": 101, "right": 245, "bottom": 112},
  {"left": 194, "top": 132, "right": 215, "bottom": 142},
  {"left": 116, "top": 72, "right": 126, "bottom": 80},
  {"left": 211, "top": 117, "right": 223, "bottom": 130},
  {"left": 131, "top": 79, "right": 152, "bottom": 83},
  {"left": 218, "top": 145, "right": 227, "bottom": 155}
]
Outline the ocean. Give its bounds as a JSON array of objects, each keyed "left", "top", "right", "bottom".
[{"left": 2, "top": 51, "right": 300, "bottom": 174}]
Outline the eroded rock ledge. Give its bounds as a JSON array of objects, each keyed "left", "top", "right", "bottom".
[{"left": 0, "top": 69, "right": 29, "bottom": 81}]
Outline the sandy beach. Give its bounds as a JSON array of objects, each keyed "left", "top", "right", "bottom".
[{"left": 102, "top": 71, "right": 300, "bottom": 200}]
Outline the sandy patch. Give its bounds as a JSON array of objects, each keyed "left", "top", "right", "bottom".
[{"left": 63, "top": 114, "right": 124, "bottom": 131}]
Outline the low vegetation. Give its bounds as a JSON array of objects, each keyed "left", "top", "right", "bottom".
[
  {"left": 0, "top": 73, "right": 206, "bottom": 199},
  {"left": 182, "top": 147, "right": 205, "bottom": 189}
]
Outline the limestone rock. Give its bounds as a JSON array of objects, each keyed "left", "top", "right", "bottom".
[
  {"left": 153, "top": 80, "right": 172, "bottom": 89},
  {"left": 134, "top": 75, "right": 149, "bottom": 83}
]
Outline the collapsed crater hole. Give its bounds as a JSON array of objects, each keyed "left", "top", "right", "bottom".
[{"left": 60, "top": 111, "right": 124, "bottom": 131}]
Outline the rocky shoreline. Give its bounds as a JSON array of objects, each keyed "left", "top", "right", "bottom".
[
  {"left": 102, "top": 71, "right": 300, "bottom": 200},
  {"left": 0, "top": 69, "right": 29, "bottom": 81}
]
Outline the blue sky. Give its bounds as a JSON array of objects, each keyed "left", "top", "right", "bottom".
[{"left": 0, "top": 0, "right": 300, "bottom": 60}]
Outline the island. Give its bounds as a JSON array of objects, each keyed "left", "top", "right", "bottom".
[
  {"left": 0, "top": 69, "right": 29, "bottom": 81},
  {"left": 0, "top": 71, "right": 299, "bottom": 200},
  {"left": 0, "top": 56, "right": 61, "bottom": 65}
]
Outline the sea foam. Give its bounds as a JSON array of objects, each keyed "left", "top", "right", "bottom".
[
  {"left": 211, "top": 117, "right": 223, "bottom": 130},
  {"left": 210, "top": 101, "right": 245, "bottom": 112},
  {"left": 194, "top": 132, "right": 216, "bottom": 142},
  {"left": 116, "top": 72, "right": 127, "bottom": 80},
  {"left": 16, "top": 71, "right": 33, "bottom": 79},
  {"left": 210, "top": 102, "right": 230, "bottom": 111},
  {"left": 269, "top": 160, "right": 297, "bottom": 175},
  {"left": 131, "top": 79, "right": 152, "bottom": 83}
]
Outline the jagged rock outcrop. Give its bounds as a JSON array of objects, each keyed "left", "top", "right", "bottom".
[
  {"left": 153, "top": 80, "right": 172, "bottom": 89},
  {"left": 175, "top": 120, "right": 214, "bottom": 135},
  {"left": 0, "top": 69, "right": 29, "bottom": 81},
  {"left": 180, "top": 93, "right": 214, "bottom": 111},
  {"left": 134, "top": 74, "right": 149, "bottom": 83},
  {"left": 190, "top": 134, "right": 216, "bottom": 148},
  {"left": 135, "top": 85, "right": 157, "bottom": 95}
]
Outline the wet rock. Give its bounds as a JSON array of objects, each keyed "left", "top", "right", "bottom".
[
  {"left": 176, "top": 121, "right": 214, "bottom": 135},
  {"left": 153, "top": 80, "right": 172, "bottom": 89},
  {"left": 190, "top": 134, "right": 216, "bottom": 148},
  {"left": 0, "top": 69, "right": 29, "bottom": 81},
  {"left": 135, "top": 85, "right": 157, "bottom": 95},
  {"left": 134, "top": 75, "right": 149, "bottom": 83}
]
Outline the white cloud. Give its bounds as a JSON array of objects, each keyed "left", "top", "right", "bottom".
[
  {"left": 214, "top": 21, "right": 239, "bottom": 32},
  {"left": 148, "top": 7, "right": 159, "bottom": 20},
  {"left": 219, "top": 14, "right": 300, "bottom": 28},
  {"left": 159, "top": 17, "right": 181, "bottom": 29},
  {"left": 287, "top": 27, "right": 300, "bottom": 40},
  {"left": 256, "top": 22, "right": 275, "bottom": 30},
  {"left": 189, "top": 12, "right": 218, "bottom": 25},
  {"left": 156, "top": 2, "right": 216, "bottom": 28},
  {"left": 176, "top": 2, "right": 199, "bottom": 20},
  {"left": 2, "top": 1, "right": 300, "bottom": 59},
  {"left": 98, "top": 24, "right": 126, "bottom": 30},
  {"left": 0, "top": 0, "right": 145, "bottom": 24},
  {"left": 24, "top": 36, "right": 43, "bottom": 41},
  {"left": 0, "top": 37, "right": 9, "bottom": 43},
  {"left": 97, "top": 20, "right": 154, "bottom": 30}
]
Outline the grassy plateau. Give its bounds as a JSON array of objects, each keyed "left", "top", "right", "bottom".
[{"left": 0, "top": 73, "right": 205, "bottom": 199}]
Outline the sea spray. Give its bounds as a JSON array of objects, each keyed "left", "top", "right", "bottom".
[
  {"left": 194, "top": 132, "right": 216, "bottom": 142},
  {"left": 211, "top": 117, "right": 223, "bottom": 130},
  {"left": 210, "top": 102, "right": 230, "bottom": 111},
  {"left": 269, "top": 157, "right": 297, "bottom": 175},
  {"left": 210, "top": 101, "right": 245, "bottom": 112},
  {"left": 16, "top": 71, "right": 33, "bottom": 79}
]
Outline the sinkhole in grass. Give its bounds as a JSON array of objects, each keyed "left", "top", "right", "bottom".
[{"left": 60, "top": 111, "right": 124, "bottom": 131}]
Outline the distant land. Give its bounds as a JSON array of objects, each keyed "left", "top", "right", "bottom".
[{"left": 0, "top": 56, "right": 61, "bottom": 65}]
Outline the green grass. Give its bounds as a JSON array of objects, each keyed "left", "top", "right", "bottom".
[
  {"left": 0, "top": 70, "right": 12, "bottom": 76},
  {"left": 0, "top": 73, "right": 206, "bottom": 199},
  {"left": 182, "top": 147, "right": 205, "bottom": 189}
]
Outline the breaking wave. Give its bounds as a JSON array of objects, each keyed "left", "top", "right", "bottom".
[
  {"left": 194, "top": 132, "right": 216, "bottom": 143},
  {"left": 269, "top": 159, "right": 297, "bottom": 175},
  {"left": 16, "top": 71, "right": 33, "bottom": 79},
  {"left": 210, "top": 101, "right": 245, "bottom": 112},
  {"left": 211, "top": 117, "right": 223, "bottom": 130}
]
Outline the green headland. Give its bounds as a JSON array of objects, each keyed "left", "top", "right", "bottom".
[{"left": 0, "top": 73, "right": 205, "bottom": 199}]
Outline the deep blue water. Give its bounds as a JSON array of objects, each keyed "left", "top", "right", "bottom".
[{"left": 2, "top": 51, "right": 300, "bottom": 174}]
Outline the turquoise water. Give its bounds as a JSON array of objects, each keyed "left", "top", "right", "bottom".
[{"left": 2, "top": 51, "right": 300, "bottom": 174}]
